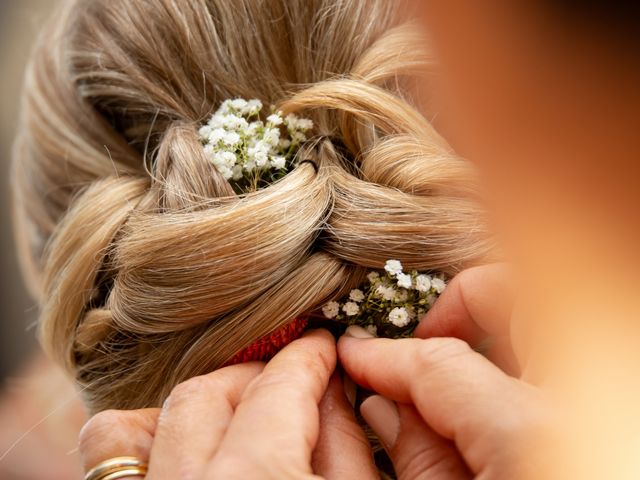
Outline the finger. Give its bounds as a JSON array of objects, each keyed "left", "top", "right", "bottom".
[
  {"left": 146, "top": 362, "right": 264, "bottom": 480},
  {"left": 361, "top": 396, "right": 471, "bottom": 480},
  {"left": 79, "top": 408, "right": 160, "bottom": 473},
  {"left": 415, "top": 263, "right": 514, "bottom": 342},
  {"left": 415, "top": 264, "right": 519, "bottom": 374},
  {"left": 338, "top": 329, "right": 538, "bottom": 473},
  {"left": 312, "top": 372, "right": 378, "bottom": 479},
  {"left": 207, "top": 329, "right": 336, "bottom": 477}
]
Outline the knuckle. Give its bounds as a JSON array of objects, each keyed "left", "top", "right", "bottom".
[
  {"left": 167, "top": 376, "right": 208, "bottom": 403},
  {"left": 165, "top": 373, "right": 229, "bottom": 409},
  {"left": 242, "top": 370, "right": 295, "bottom": 401},
  {"left": 79, "top": 409, "right": 132, "bottom": 454},
  {"left": 416, "top": 337, "right": 473, "bottom": 369}
]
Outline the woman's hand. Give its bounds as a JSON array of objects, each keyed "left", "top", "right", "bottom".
[
  {"left": 79, "top": 329, "right": 378, "bottom": 480},
  {"left": 338, "top": 264, "right": 553, "bottom": 479}
]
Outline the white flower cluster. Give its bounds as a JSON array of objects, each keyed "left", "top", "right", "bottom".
[
  {"left": 198, "top": 98, "right": 313, "bottom": 186},
  {"left": 322, "top": 260, "right": 446, "bottom": 337}
]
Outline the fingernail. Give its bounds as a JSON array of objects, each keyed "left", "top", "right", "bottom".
[
  {"left": 360, "top": 395, "right": 400, "bottom": 450},
  {"left": 342, "top": 374, "right": 357, "bottom": 407},
  {"left": 343, "top": 325, "right": 375, "bottom": 339}
]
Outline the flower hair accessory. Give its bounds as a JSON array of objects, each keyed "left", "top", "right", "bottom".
[
  {"left": 322, "top": 260, "right": 446, "bottom": 338},
  {"left": 199, "top": 98, "right": 314, "bottom": 193}
]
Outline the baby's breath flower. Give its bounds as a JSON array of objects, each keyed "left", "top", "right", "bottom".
[
  {"left": 209, "top": 128, "right": 226, "bottom": 144},
  {"left": 388, "top": 307, "right": 410, "bottom": 327},
  {"left": 365, "top": 325, "right": 378, "bottom": 336},
  {"left": 232, "top": 165, "right": 243, "bottom": 181},
  {"left": 322, "top": 301, "right": 340, "bottom": 319},
  {"left": 415, "top": 274, "right": 432, "bottom": 292},
  {"left": 200, "top": 98, "right": 313, "bottom": 192},
  {"left": 278, "top": 138, "right": 291, "bottom": 149},
  {"left": 396, "top": 272, "right": 412, "bottom": 289},
  {"left": 367, "top": 271, "right": 380, "bottom": 283},
  {"left": 223, "top": 131, "right": 241, "bottom": 146},
  {"left": 266, "top": 113, "right": 283, "bottom": 126},
  {"left": 230, "top": 98, "right": 248, "bottom": 111},
  {"left": 292, "top": 131, "right": 307, "bottom": 143},
  {"left": 270, "top": 156, "right": 286, "bottom": 170},
  {"left": 343, "top": 302, "right": 360, "bottom": 316},
  {"left": 375, "top": 285, "right": 397, "bottom": 301},
  {"left": 431, "top": 277, "right": 446, "bottom": 294},
  {"left": 395, "top": 289, "right": 409, "bottom": 303},
  {"left": 384, "top": 260, "right": 403, "bottom": 276},
  {"left": 198, "top": 124, "right": 212, "bottom": 139},
  {"left": 246, "top": 99, "right": 262, "bottom": 114},
  {"left": 318, "top": 260, "right": 446, "bottom": 339},
  {"left": 349, "top": 289, "right": 365, "bottom": 302},
  {"left": 262, "top": 127, "right": 280, "bottom": 146},
  {"left": 296, "top": 118, "right": 314, "bottom": 130}
]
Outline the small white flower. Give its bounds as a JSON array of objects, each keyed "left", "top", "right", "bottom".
[
  {"left": 198, "top": 124, "right": 212, "bottom": 139},
  {"left": 396, "top": 273, "right": 412, "bottom": 289},
  {"left": 292, "top": 131, "right": 307, "bottom": 143},
  {"left": 296, "top": 118, "right": 314, "bottom": 130},
  {"left": 270, "top": 156, "right": 286, "bottom": 170},
  {"left": 388, "top": 307, "right": 410, "bottom": 327},
  {"left": 214, "top": 151, "right": 237, "bottom": 168},
  {"left": 342, "top": 301, "right": 360, "bottom": 316},
  {"left": 208, "top": 112, "right": 225, "bottom": 128},
  {"left": 322, "top": 301, "right": 340, "bottom": 319},
  {"left": 266, "top": 114, "right": 283, "bottom": 126},
  {"left": 232, "top": 164, "right": 244, "bottom": 181},
  {"left": 431, "top": 277, "right": 446, "bottom": 293},
  {"left": 375, "top": 285, "right": 397, "bottom": 301},
  {"left": 247, "top": 121, "right": 261, "bottom": 135},
  {"left": 384, "top": 260, "right": 403, "bottom": 276},
  {"left": 395, "top": 289, "right": 409, "bottom": 302},
  {"left": 230, "top": 98, "right": 248, "bottom": 111},
  {"left": 278, "top": 138, "right": 291, "bottom": 149},
  {"left": 365, "top": 325, "right": 378, "bottom": 336},
  {"left": 349, "top": 289, "right": 365, "bottom": 302},
  {"left": 217, "top": 165, "right": 234, "bottom": 180},
  {"left": 223, "top": 131, "right": 241, "bottom": 146},
  {"left": 415, "top": 274, "right": 432, "bottom": 292},
  {"left": 208, "top": 128, "right": 226, "bottom": 144},
  {"left": 203, "top": 143, "right": 215, "bottom": 160},
  {"left": 246, "top": 99, "right": 262, "bottom": 114},
  {"left": 367, "top": 271, "right": 380, "bottom": 283},
  {"left": 248, "top": 143, "right": 269, "bottom": 167},
  {"left": 262, "top": 127, "right": 280, "bottom": 146},
  {"left": 284, "top": 113, "right": 299, "bottom": 129},
  {"left": 222, "top": 114, "right": 249, "bottom": 130},
  {"left": 243, "top": 159, "right": 256, "bottom": 172}
]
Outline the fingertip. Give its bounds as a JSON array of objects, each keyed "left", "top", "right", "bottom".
[{"left": 302, "top": 327, "right": 335, "bottom": 343}]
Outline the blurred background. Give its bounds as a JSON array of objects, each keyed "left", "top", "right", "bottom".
[
  {"left": 1, "top": 2, "right": 86, "bottom": 479},
  {"left": 0, "top": 0, "right": 52, "bottom": 383}
]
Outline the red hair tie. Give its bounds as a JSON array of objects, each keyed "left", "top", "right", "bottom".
[{"left": 224, "top": 318, "right": 308, "bottom": 366}]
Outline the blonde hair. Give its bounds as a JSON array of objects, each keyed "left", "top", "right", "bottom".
[{"left": 12, "top": 0, "right": 491, "bottom": 413}]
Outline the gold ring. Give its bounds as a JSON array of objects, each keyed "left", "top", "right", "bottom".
[{"left": 84, "top": 456, "right": 148, "bottom": 480}]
